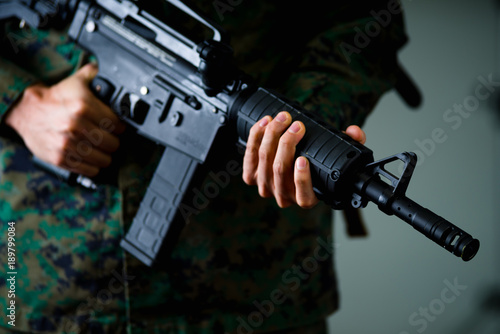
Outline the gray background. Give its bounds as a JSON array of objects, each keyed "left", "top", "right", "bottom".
[{"left": 328, "top": 0, "right": 500, "bottom": 333}]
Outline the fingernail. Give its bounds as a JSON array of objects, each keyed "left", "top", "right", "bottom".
[
  {"left": 275, "top": 112, "right": 287, "bottom": 123},
  {"left": 296, "top": 157, "right": 307, "bottom": 170},
  {"left": 288, "top": 121, "right": 301, "bottom": 134},
  {"left": 259, "top": 117, "right": 269, "bottom": 127}
]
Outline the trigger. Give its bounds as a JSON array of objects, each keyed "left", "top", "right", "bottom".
[{"left": 92, "top": 77, "right": 115, "bottom": 102}]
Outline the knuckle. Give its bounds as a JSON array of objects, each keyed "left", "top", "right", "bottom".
[
  {"left": 294, "top": 176, "right": 307, "bottom": 187},
  {"left": 245, "top": 142, "right": 259, "bottom": 157},
  {"left": 70, "top": 99, "right": 88, "bottom": 117},
  {"left": 258, "top": 148, "right": 272, "bottom": 164},
  {"left": 66, "top": 120, "right": 85, "bottom": 139},
  {"left": 278, "top": 135, "right": 295, "bottom": 148},
  {"left": 23, "top": 85, "right": 42, "bottom": 103},
  {"left": 278, "top": 133, "right": 290, "bottom": 144},
  {"left": 248, "top": 123, "right": 261, "bottom": 136},
  {"left": 272, "top": 160, "right": 283, "bottom": 176},
  {"left": 267, "top": 121, "right": 285, "bottom": 134}
]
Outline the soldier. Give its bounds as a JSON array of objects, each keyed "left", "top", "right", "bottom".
[{"left": 0, "top": 0, "right": 407, "bottom": 333}]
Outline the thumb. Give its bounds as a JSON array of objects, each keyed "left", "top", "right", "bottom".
[
  {"left": 74, "top": 63, "right": 99, "bottom": 83},
  {"left": 344, "top": 125, "right": 366, "bottom": 145}
]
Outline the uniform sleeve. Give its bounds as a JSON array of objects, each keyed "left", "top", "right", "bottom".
[
  {"left": 281, "top": 0, "right": 409, "bottom": 130},
  {"left": 0, "top": 56, "right": 37, "bottom": 122},
  {"left": 0, "top": 19, "right": 81, "bottom": 123}
]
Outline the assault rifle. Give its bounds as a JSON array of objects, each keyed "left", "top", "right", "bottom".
[{"left": 0, "top": 0, "right": 480, "bottom": 265}]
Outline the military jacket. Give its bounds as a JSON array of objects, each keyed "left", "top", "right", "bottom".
[{"left": 0, "top": 1, "right": 407, "bottom": 333}]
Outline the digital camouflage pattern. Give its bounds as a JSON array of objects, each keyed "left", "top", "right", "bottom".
[{"left": 0, "top": 1, "right": 407, "bottom": 333}]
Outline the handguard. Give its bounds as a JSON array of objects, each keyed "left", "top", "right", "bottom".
[{"left": 2, "top": 0, "right": 479, "bottom": 265}]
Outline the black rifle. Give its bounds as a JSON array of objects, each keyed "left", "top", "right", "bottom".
[{"left": 0, "top": 0, "right": 480, "bottom": 265}]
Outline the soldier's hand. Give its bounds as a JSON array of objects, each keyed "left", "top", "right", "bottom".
[
  {"left": 242, "top": 111, "right": 366, "bottom": 209},
  {"left": 5, "top": 64, "right": 125, "bottom": 177}
]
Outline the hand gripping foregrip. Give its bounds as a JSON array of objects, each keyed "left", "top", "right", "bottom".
[
  {"left": 233, "top": 87, "right": 480, "bottom": 261},
  {"left": 235, "top": 88, "right": 375, "bottom": 208}
]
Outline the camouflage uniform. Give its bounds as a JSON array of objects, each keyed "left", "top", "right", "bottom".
[{"left": 0, "top": 1, "right": 407, "bottom": 333}]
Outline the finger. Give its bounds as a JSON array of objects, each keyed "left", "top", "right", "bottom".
[
  {"left": 80, "top": 146, "right": 113, "bottom": 169},
  {"left": 344, "top": 125, "right": 366, "bottom": 144},
  {"left": 94, "top": 129, "right": 120, "bottom": 153},
  {"left": 74, "top": 63, "right": 99, "bottom": 84},
  {"left": 243, "top": 116, "right": 271, "bottom": 185},
  {"left": 55, "top": 142, "right": 103, "bottom": 178},
  {"left": 75, "top": 63, "right": 99, "bottom": 83},
  {"left": 72, "top": 64, "right": 127, "bottom": 135},
  {"left": 83, "top": 99, "right": 126, "bottom": 135},
  {"left": 61, "top": 159, "right": 100, "bottom": 178},
  {"left": 257, "top": 111, "right": 292, "bottom": 198},
  {"left": 294, "top": 157, "right": 319, "bottom": 209},
  {"left": 273, "top": 121, "right": 305, "bottom": 208},
  {"left": 65, "top": 137, "right": 113, "bottom": 169},
  {"left": 67, "top": 118, "right": 120, "bottom": 153}
]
